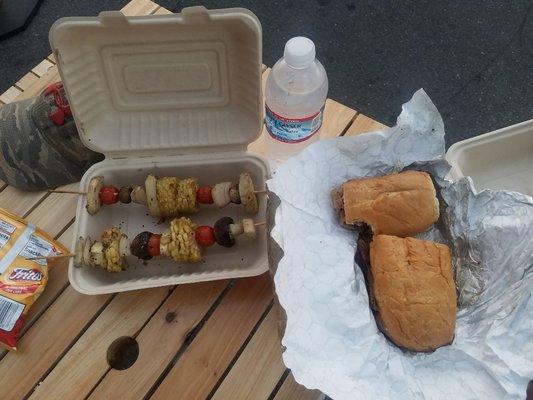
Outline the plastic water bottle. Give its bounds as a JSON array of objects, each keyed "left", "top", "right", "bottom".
[{"left": 265, "top": 36, "right": 328, "bottom": 163}]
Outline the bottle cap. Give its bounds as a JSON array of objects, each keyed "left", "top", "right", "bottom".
[{"left": 284, "top": 37, "right": 316, "bottom": 69}]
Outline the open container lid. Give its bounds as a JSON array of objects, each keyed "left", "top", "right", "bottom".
[
  {"left": 49, "top": 7, "right": 263, "bottom": 158},
  {"left": 446, "top": 119, "right": 533, "bottom": 196}
]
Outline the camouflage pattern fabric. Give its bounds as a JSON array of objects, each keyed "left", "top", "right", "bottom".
[{"left": 0, "top": 83, "right": 103, "bottom": 190}]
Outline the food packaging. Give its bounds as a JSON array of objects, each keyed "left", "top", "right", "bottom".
[
  {"left": 447, "top": 118, "right": 533, "bottom": 196},
  {"left": 0, "top": 208, "right": 68, "bottom": 350},
  {"left": 49, "top": 7, "right": 269, "bottom": 294},
  {"left": 268, "top": 89, "right": 533, "bottom": 399}
]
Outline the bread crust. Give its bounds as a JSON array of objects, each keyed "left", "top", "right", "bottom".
[
  {"left": 340, "top": 171, "right": 439, "bottom": 236},
  {"left": 369, "top": 235, "right": 457, "bottom": 352}
]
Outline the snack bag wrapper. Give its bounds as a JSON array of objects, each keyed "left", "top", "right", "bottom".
[{"left": 0, "top": 208, "right": 68, "bottom": 350}]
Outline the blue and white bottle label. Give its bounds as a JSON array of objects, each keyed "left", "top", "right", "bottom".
[{"left": 265, "top": 105, "right": 324, "bottom": 143}]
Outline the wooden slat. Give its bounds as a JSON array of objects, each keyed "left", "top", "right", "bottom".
[
  {"left": 211, "top": 308, "right": 285, "bottom": 400},
  {"left": 23, "top": 183, "right": 78, "bottom": 235},
  {"left": 345, "top": 114, "right": 387, "bottom": 136},
  {"left": 88, "top": 280, "right": 228, "bottom": 399},
  {"left": 121, "top": 0, "right": 160, "bottom": 15},
  {"left": 0, "top": 184, "right": 76, "bottom": 234},
  {"left": 32, "top": 59, "right": 55, "bottom": 77},
  {"left": 320, "top": 99, "right": 358, "bottom": 139},
  {"left": 28, "top": 287, "right": 169, "bottom": 399},
  {"left": 0, "top": 287, "right": 110, "bottom": 400},
  {"left": 153, "top": 6, "right": 172, "bottom": 14},
  {"left": 150, "top": 274, "right": 273, "bottom": 400},
  {"left": 0, "top": 187, "right": 47, "bottom": 217},
  {"left": 0, "top": 183, "right": 76, "bottom": 235},
  {"left": 47, "top": 53, "right": 56, "bottom": 64},
  {"left": 14, "top": 66, "right": 60, "bottom": 101},
  {"left": 274, "top": 373, "right": 324, "bottom": 400},
  {"left": 15, "top": 72, "right": 40, "bottom": 91},
  {"left": 0, "top": 86, "right": 23, "bottom": 103},
  {"left": 248, "top": 132, "right": 267, "bottom": 156}
]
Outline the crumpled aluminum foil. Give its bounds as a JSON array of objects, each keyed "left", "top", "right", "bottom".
[{"left": 267, "top": 89, "right": 533, "bottom": 400}]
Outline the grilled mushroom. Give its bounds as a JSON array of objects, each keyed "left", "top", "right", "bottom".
[
  {"left": 131, "top": 231, "right": 153, "bottom": 260},
  {"left": 118, "top": 186, "right": 133, "bottom": 204},
  {"left": 214, "top": 217, "right": 236, "bottom": 248}
]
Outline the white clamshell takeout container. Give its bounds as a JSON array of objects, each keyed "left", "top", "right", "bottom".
[
  {"left": 446, "top": 118, "right": 533, "bottom": 196},
  {"left": 49, "top": 7, "right": 270, "bottom": 294}
]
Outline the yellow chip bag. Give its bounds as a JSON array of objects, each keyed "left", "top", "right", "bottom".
[{"left": 0, "top": 208, "right": 68, "bottom": 350}]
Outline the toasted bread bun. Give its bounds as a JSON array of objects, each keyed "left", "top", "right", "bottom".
[
  {"left": 369, "top": 235, "right": 457, "bottom": 352},
  {"left": 338, "top": 170, "right": 439, "bottom": 236}
]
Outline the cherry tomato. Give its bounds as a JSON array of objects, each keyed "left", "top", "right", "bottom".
[
  {"left": 148, "top": 234, "right": 161, "bottom": 257},
  {"left": 195, "top": 226, "right": 215, "bottom": 247},
  {"left": 99, "top": 185, "right": 119, "bottom": 205},
  {"left": 196, "top": 185, "right": 214, "bottom": 204}
]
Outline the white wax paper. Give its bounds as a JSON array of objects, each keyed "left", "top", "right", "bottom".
[{"left": 267, "top": 90, "right": 533, "bottom": 400}]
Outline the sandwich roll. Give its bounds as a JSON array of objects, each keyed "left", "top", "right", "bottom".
[
  {"left": 368, "top": 235, "right": 457, "bottom": 352},
  {"left": 332, "top": 170, "right": 439, "bottom": 236}
]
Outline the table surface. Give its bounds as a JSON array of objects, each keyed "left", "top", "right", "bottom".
[{"left": 0, "top": 1, "right": 386, "bottom": 399}]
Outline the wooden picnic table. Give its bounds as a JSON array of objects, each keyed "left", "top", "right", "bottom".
[{"left": 0, "top": 1, "right": 386, "bottom": 399}]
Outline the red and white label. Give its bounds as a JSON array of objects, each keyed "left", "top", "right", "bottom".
[{"left": 265, "top": 105, "right": 324, "bottom": 143}]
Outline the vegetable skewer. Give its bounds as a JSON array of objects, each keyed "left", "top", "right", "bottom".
[
  {"left": 49, "top": 172, "right": 264, "bottom": 217},
  {"left": 72, "top": 216, "right": 265, "bottom": 272}
]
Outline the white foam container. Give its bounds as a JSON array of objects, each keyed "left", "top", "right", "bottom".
[
  {"left": 446, "top": 119, "right": 533, "bottom": 196},
  {"left": 49, "top": 7, "right": 269, "bottom": 294}
]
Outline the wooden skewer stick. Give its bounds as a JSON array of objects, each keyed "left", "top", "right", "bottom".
[
  {"left": 254, "top": 221, "right": 266, "bottom": 227},
  {"left": 49, "top": 189, "right": 267, "bottom": 196},
  {"left": 47, "top": 189, "right": 87, "bottom": 195},
  {"left": 29, "top": 253, "right": 75, "bottom": 261}
]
